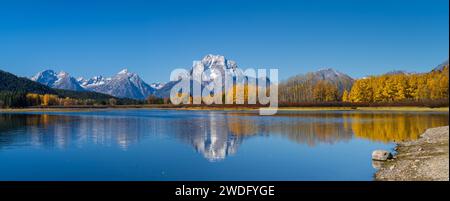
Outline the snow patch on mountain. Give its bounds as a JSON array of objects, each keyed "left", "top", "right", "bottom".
[{"left": 150, "top": 82, "right": 165, "bottom": 90}]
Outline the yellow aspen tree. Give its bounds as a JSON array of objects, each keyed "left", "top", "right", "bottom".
[{"left": 342, "top": 90, "right": 350, "bottom": 102}]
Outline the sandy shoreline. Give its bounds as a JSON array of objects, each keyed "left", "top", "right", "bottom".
[{"left": 375, "top": 126, "right": 449, "bottom": 181}]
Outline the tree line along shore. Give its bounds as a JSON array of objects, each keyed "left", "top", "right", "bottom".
[
  {"left": 1, "top": 105, "right": 448, "bottom": 113},
  {"left": 1, "top": 65, "right": 448, "bottom": 109}
]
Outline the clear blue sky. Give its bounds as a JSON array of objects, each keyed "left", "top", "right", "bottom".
[{"left": 0, "top": 0, "right": 448, "bottom": 83}]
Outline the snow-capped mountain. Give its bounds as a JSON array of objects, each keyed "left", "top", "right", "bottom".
[
  {"left": 31, "top": 70, "right": 85, "bottom": 91},
  {"left": 191, "top": 54, "right": 239, "bottom": 81},
  {"left": 79, "top": 69, "right": 156, "bottom": 100},
  {"left": 32, "top": 69, "right": 160, "bottom": 100},
  {"left": 155, "top": 54, "right": 243, "bottom": 98},
  {"left": 31, "top": 70, "right": 57, "bottom": 86},
  {"left": 155, "top": 54, "right": 229, "bottom": 97}
]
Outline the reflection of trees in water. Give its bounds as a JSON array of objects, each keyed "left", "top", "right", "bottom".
[
  {"left": 0, "top": 114, "right": 30, "bottom": 148},
  {"left": 0, "top": 114, "right": 158, "bottom": 150},
  {"left": 343, "top": 112, "right": 449, "bottom": 142},
  {"left": 227, "top": 112, "right": 353, "bottom": 146},
  {"left": 227, "top": 118, "right": 258, "bottom": 136},
  {"left": 263, "top": 120, "right": 353, "bottom": 146},
  {"left": 1, "top": 111, "right": 448, "bottom": 161},
  {"left": 228, "top": 111, "right": 449, "bottom": 144}
]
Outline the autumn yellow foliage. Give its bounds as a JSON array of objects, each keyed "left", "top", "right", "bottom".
[
  {"left": 312, "top": 80, "right": 339, "bottom": 102},
  {"left": 348, "top": 66, "right": 448, "bottom": 103}
]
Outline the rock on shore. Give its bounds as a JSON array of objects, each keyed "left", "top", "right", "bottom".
[{"left": 375, "top": 126, "right": 449, "bottom": 181}]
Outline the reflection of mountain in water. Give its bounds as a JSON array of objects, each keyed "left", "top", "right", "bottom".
[
  {"left": 0, "top": 111, "right": 448, "bottom": 161},
  {"left": 169, "top": 113, "right": 243, "bottom": 162}
]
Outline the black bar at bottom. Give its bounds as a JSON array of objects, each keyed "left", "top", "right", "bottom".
[{"left": 0, "top": 181, "right": 447, "bottom": 200}]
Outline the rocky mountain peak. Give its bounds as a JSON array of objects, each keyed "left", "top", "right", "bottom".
[{"left": 118, "top": 68, "right": 129, "bottom": 75}]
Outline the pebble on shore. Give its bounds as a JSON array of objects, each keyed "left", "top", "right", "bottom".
[{"left": 372, "top": 150, "right": 393, "bottom": 161}]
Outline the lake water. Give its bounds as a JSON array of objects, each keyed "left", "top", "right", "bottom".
[{"left": 0, "top": 109, "right": 448, "bottom": 181}]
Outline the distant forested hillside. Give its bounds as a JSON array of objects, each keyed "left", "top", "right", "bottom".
[
  {"left": 278, "top": 64, "right": 448, "bottom": 107},
  {"left": 0, "top": 70, "right": 56, "bottom": 94},
  {"left": 279, "top": 68, "right": 354, "bottom": 103}
]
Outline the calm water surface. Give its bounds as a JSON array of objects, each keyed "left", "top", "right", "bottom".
[{"left": 0, "top": 109, "right": 448, "bottom": 181}]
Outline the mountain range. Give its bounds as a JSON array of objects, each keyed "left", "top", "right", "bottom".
[
  {"left": 32, "top": 69, "right": 161, "bottom": 100},
  {"left": 26, "top": 54, "right": 448, "bottom": 100},
  {"left": 30, "top": 54, "right": 247, "bottom": 99},
  {"left": 26, "top": 55, "right": 373, "bottom": 100},
  {"left": 0, "top": 69, "right": 125, "bottom": 102}
]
